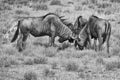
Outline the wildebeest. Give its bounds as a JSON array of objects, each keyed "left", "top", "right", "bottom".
[
  {"left": 58, "top": 15, "right": 88, "bottom": 50},
  {"left": 73, "top": 16, "right": 88, "bottom": 49},
  {"left": 73, "top": 16, "right": 87, "bottom": 34},
  {"left": 77, "top": 15, "right": 111, "bottom": 53},
  {"left": 11, "top": 13, "right": 77, "bottom": 52}
]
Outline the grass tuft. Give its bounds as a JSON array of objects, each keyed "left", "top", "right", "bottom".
[
  {"left": 65, "top": 61, "right": 79, "bottom": 72},
  {"left": 50, "top": 0, "right": 62, "bottom": 6},
  {"left": 34, "top": 57, "right": 48, "bottom": 64},
  {"left": 105, "top": 61, "right": 120, "bottom": 71},
  {"left": 42, "top": 68, "right": 55, "bottom": 77},
  {"left": 24, "top": 71, "right": 37, "bottom": 80}
]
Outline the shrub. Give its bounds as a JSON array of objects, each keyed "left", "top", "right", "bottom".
[
  {"left": 105, "top": 61, "right": 120, "bottom": 71},
  {"left": 50, "top": 0, "right": 62, "bottom": 6},
  {"left": 2, "top": 0, "right": 15, "bottom": 5},
  {"left": 90, "top": 0, "right": 97, "bottom": 4},
  {"left": 65, "top": 61, "right": 79, "bottom": 72},
  {"left": 43, "top": 47, "right": 57, "bottom": 57},
  {"left": 3, "top": 45, "right": 18, "bottom": 55},
  {"left": 51, "top": 62, "right": 58, "bottom": 69},
  {"left": 33, "top": 4, "right": 48, "bottom": 11},
  {"left": 74, "top": 5, "right": 82, "bottom": 11},
  {"left": 96, "top": 57, "right": 105, "bottom": 65},
  {"left": 15, "top": 10, "right": 30, "bottom": 15},
  {"left": 58, "top": 42, "right": 71, "bottom": 51},
  {"left": 34, "top": 57, "right": 48, "bottom": 64},
  {"left": 42, "top": 68, "right": 55, "bottom": 77},
  {"left": 0, "top": 4, "right": 12, "bottom": 10},
  {"left": 24, "top": 71, "right": 37, "bottom": 80},
  {"left": 110, "top": 0, "right": 120, "bottom": 3},
  {"left": 0, "top": 56, "right": 18, "bottom": 67},
  {"left": 97, "top": 3, "right": 111, "bottom": 9},
  {"left": 24, "top": 58, "right": 34, "bottom": 65}
]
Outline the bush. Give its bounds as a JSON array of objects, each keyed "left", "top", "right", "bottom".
[
  {"left": 58, "top": 42, "right": 71, "bottom": 51},
  {"left": 50, "top": 0, "right": 62, "bottom": 6},
  {"left": 65, "top": 61, "right": 79, "bottom": 72},
  {"left": 15, "top": 10, "right": 30, "bottom": 15},
  {"left": 24, "top": 58, "right": 34, "bottom": 65},
  {"left": 43, "top": 47, "right": 57, "bottom": 57},
  {"left": 0, "top": 4, "right": 12, "bottom": 10},
  {"left": 0, "top": 56, "right": 19, "bottom": 67},
  {"left": 33, "top": 4, "right": 48, "bottom": 11},
  {"left": 51, "top": 62, "right": 58, "bottom": 69},
  {"left": 24, "top": 71, "right": 37, "bottom": 80},
  {"left": 42, "top": 68, "right": 55, "bottom": 77},
  {"left": 97, "top": 3, "right": 111, "bottom": 9},
  {"left": 34, "top": 57, "right": 48, "bottom": 64},
  {"left": 110, "top": 0, "right": 120, "bottom": 3},
  {"left": 105, "top": 61, "right": 120, "bottom": 71}
]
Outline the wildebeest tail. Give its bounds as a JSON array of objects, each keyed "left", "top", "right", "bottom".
[{"left": 11, "top": 20, "right": 21, "bottom": 42}]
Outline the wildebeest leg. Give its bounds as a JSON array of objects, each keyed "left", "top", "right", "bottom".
[
  {"left": 48, "top": 37, "right": 52, "bottom": 46},
  {"left": 22, "top": 33, "right": 28, "bottom": 50},
  {"left": 106, "top": 32, "right": 111, "bottom": 54},
  {"left": 51, "top": 33, "right": 55, "bottom": 47},
  {"left": 88, "top": 34, "right": 92, "bottom": 49},
  {"left": 50, "top": 23, "right": 56, "bottom": 47},
  {"left": 98, "top": 31, "right": 103, "bottom": 51},
  {"left": 93, "top": 39, "right": 97, "bottom": 51},
  {"left": 17, "top": 34, "right": 23, "bottom": 52},
  {"left": 74, "top": 40, "right": 78, "bottom": 49}
]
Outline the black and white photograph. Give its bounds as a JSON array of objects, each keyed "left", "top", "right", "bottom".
[{"left": 0, "top": 0, "right": 120, "bottom": 80}]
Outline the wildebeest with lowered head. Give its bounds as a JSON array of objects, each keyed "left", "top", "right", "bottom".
[
  {"left": 58, "top": 15, "right": 88, "bottom": 50},
  {"left": 73, "top": 16, "right": 87, "bottom": 34},
  {"left": 77, "top": 15, "right": 111, "bottom": 53},
  {"left": 11, "top": 13, "right": 77, "bottom": 52},
  {"left": 58, "top": 15, "right": 87, "bottom": 43},
  {"left": 73, "top": 16, "right": 88, "bottom": 49}
]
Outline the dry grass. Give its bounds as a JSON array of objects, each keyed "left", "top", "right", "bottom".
[
  {"left": 24, "top": 71, "right": 37, "bottom": 80},
  {"left": 50, "top": 0, "right": 62, "bottom": 6},
  {"left": 42, "top": 68, "right": 55, "bottom": 77},
  {"left": 32, "top": 4, "right": 48, "bottom": 11},
  {"left": 64, "top": 61, "right": 79, "bottom": 72},
  {"left": 105, "top": 61, "right": 120, "bottom": 71},
  {"left": 33, "top": 57, "right": 48, "bottom": 64},
  {"left": 43, "top": 47, "right": 57, "bottom": 57},
  {"left": 0, "top": 0, "right": 120, "bottom": 80}
]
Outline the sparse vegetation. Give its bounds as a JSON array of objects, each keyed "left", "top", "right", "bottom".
[
  {"left": 64, "top": 61, "right": 79, "bottom": 72},
  {"left": 50, "top": 0, "right": 62, "bottom": 6},
  {"left": 32, "top": 4, "right": 48, "bottom": 11},
  {"left": 0, "top": 0, "right": 120, "bottom": 80},
  {"left": 42, "top": 68, "right": 55, "bottom": 77},
  {"left": 105, "top": 61, "right": 120, "bottom": 71},
  {"left": 24, "top": 71, "right": 37, "bottom": 80},
  {"left": 43, "top": 47, "right": 57, "bottom": 57},
  {"left": 34, "top": 57, "right": 48, "bottom": 64}
]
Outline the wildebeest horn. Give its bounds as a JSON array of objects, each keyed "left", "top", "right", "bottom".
[
  {"left": 60, "top": 16, "right": 64, "bottom": 18},
  {"left": 61, "top": 19, "right": 67, "bottom": 21}
]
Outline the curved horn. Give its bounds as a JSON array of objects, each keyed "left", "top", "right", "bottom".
[{"left": 60, "top": 16, "right": 65, "bottom": 18}]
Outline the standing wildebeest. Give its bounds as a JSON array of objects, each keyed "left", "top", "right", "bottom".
[
  {"left": 77, "top": 15, "right": 111, "bottom": 53},
  {"left": 73, "top": 16, "right": 87, "bottom": 34},
  {"left": 72, "top": 16, "right": 88, "bottom": 49},
  {"left": 11, "top": 13, "right": 77, "bottom": 52}
]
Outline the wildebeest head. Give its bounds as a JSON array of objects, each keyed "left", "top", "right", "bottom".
[
  {"left": 75, "top": 24, "right": 88, "bottom": 50},
  {"left": 73, "top": 16, "right": 87, "bottom": 34},
  {"left": 58, "top": 33, "right": 77, "bottom": 43}
]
